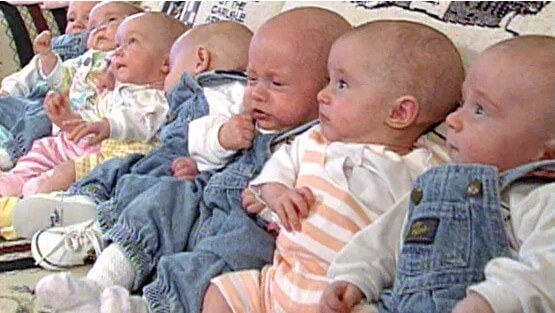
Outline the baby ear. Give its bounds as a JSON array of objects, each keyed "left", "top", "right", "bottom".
[
  {"left": 194, "top": 46, "right": 211, "bottom": 75},
  {"left": 386, "top": 96, "right": 420, "bottom": 129},
  {"left": 161, "top": 54, "right": 170, "bottom": 75},
  {"left": 540, "top": 138, "right": 555, "bottom": 160}
]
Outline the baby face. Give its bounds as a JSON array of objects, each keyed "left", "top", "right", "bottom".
[
  {"left": 318, "top": 35, "right": 393, "bottom": 143},
  {"left": 112, "top": 18, "right": 167, "bottom": 86},
  {"left": 65, "top": 2, "right": 97, "bottom": 35},
  {"left": 243, "top": 33, "right": 322, "bottom": 131},
  {"left": 446, "top": 51, "right": 551, "bottom": 171},
  {"left": 86, "top": 4, "right": 130, "bottom": 51}
]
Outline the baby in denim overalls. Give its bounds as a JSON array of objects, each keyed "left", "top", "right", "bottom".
[
  {"left": 10, "top": 21, "right": 253, "bottom": 238},
  {"left": 322, "top": 35, "right": 555, "bottom": 313},
  {"left": 34, "top": 7, "right": 351, "bottom": 313},
  {"left": 0, "top": 1, "right": 99, "bottom": 170},
  {"left": 201, "top": 19, "right": 465, "bottom": 313}
]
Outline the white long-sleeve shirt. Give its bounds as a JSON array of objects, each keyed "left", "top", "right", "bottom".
[
  {"left": 328, "top": 180, "right": 555, "bottom": 313},
  {"left": 78, "top": 82, "right": 168, "bottom": 142},
  {"left": 0, "top": 55, "right": 43, "bottom": 97},
  {"left": 188, "top": 80, "right": 245, "bottom": 171}
]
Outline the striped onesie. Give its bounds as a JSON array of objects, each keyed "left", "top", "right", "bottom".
[{"left": 212, "top": 126, "right": 442, "bottom": 313}]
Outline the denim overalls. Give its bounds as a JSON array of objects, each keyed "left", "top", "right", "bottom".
[
  {"left": 0, "top": 34, "right": 90, "bottom": 163},
  {"left": 68, "top": 71, "right": 244, "bottom": 203},
  {"left": 50, "top": 31, "right": 90, "bottom": 61},
  {"left": 379, "top": 160, "right": 555, "bottom": 313},
  {"left": 101, "top": 122, "right": 316, "bottom": 313}
]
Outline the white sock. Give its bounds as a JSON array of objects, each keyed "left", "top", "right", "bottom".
[
  {"left": 100, "top": 286, "right": 150, "bottom": 313},
  {"left": 35, "top": 272, "right": 103, "bottom": 311},
  {"left": 87, "top": 244, "right": 136, "bottom": 290},
  {"left": 0, "top": 148, "right": 13, "bottom": 171}
]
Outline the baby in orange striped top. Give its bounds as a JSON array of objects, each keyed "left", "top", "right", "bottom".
[{"left": 203, "top": 20, "right": 465, "bottom": 313}]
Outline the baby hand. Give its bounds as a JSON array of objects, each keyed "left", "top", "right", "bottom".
[
  {"left": 451, "top": 292, "right": 494, "bottom": 313},
  {"left": 95, "top": 59, "right": 116, "bottom": 95},
  {"left": 171, "top": 157, "right": 200, "bottom": 181},
  {"left": 44, "top": 91, "right": 73, "bottom": 130},
  {"left": 320, "top": 281, "right": 365, "bottom": 313},
  {"left": 218, "top": 112, "right": 255, "bottom": 151},
  {"left": 0, "top": 90, "right": 8, "bottom": 97},
  {"left": 34, "top": 31, "right": 53, "bottom": 56},
  {"left": 241, "top": 187, "right": 265, "bottom": 214},
  {"left": 66, "top": 118, "right": 110, "bottom": 146},
  {"left": 273, "top": 186, "right": 315, "bottom": 232}
]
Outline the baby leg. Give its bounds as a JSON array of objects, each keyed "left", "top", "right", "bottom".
[
  {"left": 34, "top": 159, "right": 76, "bottom": 194},
  {"left": 35, "top": 244, "right": 136, "bottom": 311},
  {"left": 202, "top": 284, "right": 233, "bottom": 313}
]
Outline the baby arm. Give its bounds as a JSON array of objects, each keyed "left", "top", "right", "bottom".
[
  {"left": 34, "top": 31, "right": 58, "bottom": 76},
  {"left": 171, "top": 157, "right": 200, "bottom": 181},
  {"left": 256, "top": 183, "right": 314, "bottom": 232},
  {"left": 325, "top": 196, "right": 409, "bottom": 308},
  {"left": 218, "top": 112, "right": 255, "bottom": 150},
  {"left": 44, "top": 91, "right": 82, "bottom": 131},
  {"left": 460, "top": 183, "right": 555, "bottom": 312},
  {"left": 320, "top": 281, "right": 365, "bottom": 313},
  {"left": 189, "top": 112, "right": 254, "bottom": 172},
  {"left": 66, "top": 118, "right": 110, "bottom": 146}
]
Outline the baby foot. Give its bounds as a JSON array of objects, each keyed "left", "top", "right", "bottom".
[
  {"left": 35, "top": 272, "right": 103, "bottom": 311},
  {"left": 100, "top": 286, "right": 150, "bottom": 313}
]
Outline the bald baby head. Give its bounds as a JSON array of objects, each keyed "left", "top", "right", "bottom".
[{"left": 345, "top": 21, "right": 464, "bottom": 130}]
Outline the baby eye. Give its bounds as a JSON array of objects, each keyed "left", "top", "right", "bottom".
[
  {"left": 246, "top": 75, "right": 257, "bottom": 85},
  {"left": 473, "top": 104, "right": 485, "bottom": 115},
  {"left": 68, "top": 17, "right": 75, "bottom": 22},
  {"left": 128, "top": 38, "right": 137, "bottom": 45},
  {"left": 272, "top": 81, "right": 283, "bottom": 87},
  {"left": 337, "top": 79, "right": 348, "bottom": 89}
]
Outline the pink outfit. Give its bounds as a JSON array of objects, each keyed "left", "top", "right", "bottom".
[{"left": 0, "top": 132, "right": 100, "bottom": 197}]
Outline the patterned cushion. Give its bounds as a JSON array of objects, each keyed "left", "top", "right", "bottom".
[{"left": 0, "top": 2, "right": 67, "bottom": 80}]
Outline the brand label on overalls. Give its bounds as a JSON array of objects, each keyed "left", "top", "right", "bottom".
[{"left": 405, "top": 218, "right": 440, "bottom": 244}]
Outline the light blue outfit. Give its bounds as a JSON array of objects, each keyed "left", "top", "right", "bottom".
[
  {"left": 67, "top": 71, "right": 245, "bottom": 203},
  {"left": 0, "top": 32, "right": 90, "bottom": 163},
  {"left": 378, "top": 160, "right": 555, "bottom": 313},
  {"left": 104, "top": 121, "right": 316, "bottom": 313}
]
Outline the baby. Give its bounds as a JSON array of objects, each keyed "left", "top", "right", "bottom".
[
  {"left": 12, "top": 20, "right": 253, "bottom": 239},
  {"left": 321, "top": 35, "right": 555, "bottom": 313},
  {"left": 25, "top": 12, "right": 190, "bottom": 195},
  {"left": 0, "top": 1, "right": 99, "bottom": 97},
  {"left": 0, "top": 12, "right": 187, "bottom": 198},
  {"left": 35, "top": 7, "right": 350, "bottom": 313},
  {"left": 38, "top": 1, "right": 141, "bottom": 111},
  {"left": 201, "top": 20, "right": 464, "bottom": 313},
  {"left": 0, "top": 1, "right": 101, "bottom": 171}
]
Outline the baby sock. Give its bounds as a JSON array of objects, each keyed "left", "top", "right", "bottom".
[
  {"left": 21, "top": 169, "right": 54, "bottom": 196},
  {"left": 87, "top": 244, "right": 136, "bottom": 290},
  {"left": 35, "top": 272, "right": 103, "bottom": 311},
  {"left": 100, "top": 286, "right": 150, "bottom": 313}
]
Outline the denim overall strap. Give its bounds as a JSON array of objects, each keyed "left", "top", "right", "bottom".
[
  {"left": 196, "top": 70, "right": 247, "bottom": 87},
  {"left": 271, "top": 119, "right": 319, "bottom": 146},
  {"left": 499, "top": 159, "right": 555, "bottom": 190},
  {"left": 383, "top": 164, "right": 512, "bottom": 313}
]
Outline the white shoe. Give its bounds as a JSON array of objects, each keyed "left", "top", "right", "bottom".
[
  {"left": 32, "top": 219, "right": 104, "bottom": 270},
  {"left": 12, "top": 192, "right": 96, "bottom": 239},
  {"left": 0, "top": 148, "right": 14, "bottom": 171}
]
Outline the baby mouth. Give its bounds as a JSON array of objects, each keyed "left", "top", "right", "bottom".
[{"left": 252, "top": 109, "right": 269, "bottom": 120}]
